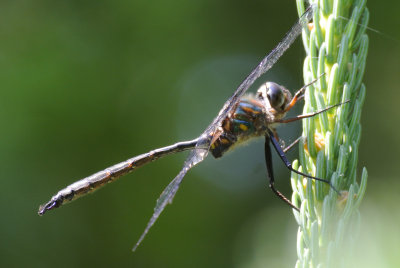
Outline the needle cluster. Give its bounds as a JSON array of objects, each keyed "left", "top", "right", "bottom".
[{"left": 291, "top": 0, "right": 369, "bottom": 266}]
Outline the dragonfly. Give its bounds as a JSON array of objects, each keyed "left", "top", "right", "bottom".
[{"left": 38, "top": 5, "right": 340, "bottom": 251}]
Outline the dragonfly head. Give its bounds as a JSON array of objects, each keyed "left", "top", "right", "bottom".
[{"left": 256, "top": 82, "right": 292, "bottom": 114}]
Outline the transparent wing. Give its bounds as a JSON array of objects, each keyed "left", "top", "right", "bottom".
[
  {"left": 132, "top": 146, "right": 207, "bottom": 251},
  {"left": 132, "top": 5, "right": 314, "bottom": 251}
]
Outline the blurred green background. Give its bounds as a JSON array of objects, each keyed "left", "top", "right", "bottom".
[{"left": 1, "top": 1, "right": 399, "bottom": 267}]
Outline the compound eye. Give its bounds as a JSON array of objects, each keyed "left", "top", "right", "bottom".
[{"left": 266, "top": 82, "right": 285, "bottom": 110}]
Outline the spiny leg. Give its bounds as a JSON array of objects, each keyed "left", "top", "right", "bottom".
[
  {"left": 283, "top": 136, "right": 301, "bottom": 153},
  {"left": 267, "top": 129, "right": 339, "bottom": 194},
  {"left": 276, "top": 101, "right": 349, "bottom": 124},
  {"left": 283, "top": 73, "right": 326, "bottom": 113},
  {"left": 270, "top": 128, "right": 300, "bottom": 154},
  {"left": 264, "top": 135, "right": 299, "bottom": 211}
]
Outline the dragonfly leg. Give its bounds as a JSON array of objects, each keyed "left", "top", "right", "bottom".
[
  {"left": 276, "top": 101, "right": 349, "bottom": 124},
  {"left": 264, "top": 135, "right": 299, "bottom": 211},
  {"left": 270, "top": 128, "right": 286, "bottom": 150},
  {"left": 283, "top": 136, "right": 301, "bottom": 153},
  {"left": 282, "top": 86, "right": 305, "bottom": 113},
  {"left": 270, "top": 129, "right": 301, "bottom": 154},
  {"left": 283, "top": 73, "right": 325, "bottom": 113},
  {"left": 267, "top": 129, "right": 339, "bottom": 194}
]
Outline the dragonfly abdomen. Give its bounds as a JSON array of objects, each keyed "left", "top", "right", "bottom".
[
  {"left": 38, "top": 160, "right": 136, "bottom": 214},
  {"left": 38, "top": 139, "right": 199, "bottom": 215}
]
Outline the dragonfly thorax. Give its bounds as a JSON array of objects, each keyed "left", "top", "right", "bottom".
[{"left": 210, "top": 82, "right": 292, "bottom": 158}]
